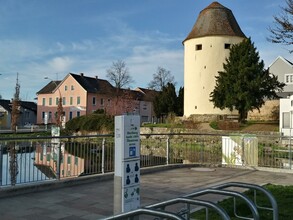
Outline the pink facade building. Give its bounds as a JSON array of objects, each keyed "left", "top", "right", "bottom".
[{"left": 36, "top": 73, "right": 157, "bottom": 125}]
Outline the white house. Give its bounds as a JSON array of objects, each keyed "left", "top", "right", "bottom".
[
  {"left": 183, "top": 1, "right": 245, "bottom": 119},
  {"left": 268, "top": 56, "right": 293, "bottom": 98},
  {"left": 280, "top": 95, "right": 293, "bottom": 136}
]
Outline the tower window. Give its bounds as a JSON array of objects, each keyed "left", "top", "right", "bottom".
[
  {"left": 224, "top": 43, "right": 231, "bottom": 49},
  {"left": 195, "top": 44, "right": 202, "bottom": 51}
]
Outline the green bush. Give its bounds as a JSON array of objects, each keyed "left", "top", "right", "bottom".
[
  {"left": 209, "top": 121, "right": 219, "bottom": 130},
  {"left": 65, "top": 113, "right": 114, "bottom": 134}
]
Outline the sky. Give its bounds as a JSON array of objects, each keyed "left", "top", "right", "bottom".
[{"left": 0, "top": 0, "right": 290, "bottom": 101}]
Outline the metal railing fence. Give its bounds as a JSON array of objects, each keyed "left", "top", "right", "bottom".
[{"left": 0, "top": 133, "right": 292, "bottom": 187}]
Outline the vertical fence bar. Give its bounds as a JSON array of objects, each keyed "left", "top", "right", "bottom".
[
  {"left": 56, "top": 141, "right": 61, "bottom": 180},
  {"left": 0, "top": 144, "right": 2, "bottom": 186},
  {"left": 289, "top": 128, "right": 292, "bottom": 169},
  {"left": 102, "top": 138, "right": 105, "bottom": 174},
  {"left": 166, "top": 136, "right": 170, "bottom": 165}
]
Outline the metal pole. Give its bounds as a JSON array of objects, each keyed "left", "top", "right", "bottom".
[
  {"left": 102, "top": 138, "right": 105, "bottom": 174},
  {"left": 0, "top": 145, "right": 2, "bottom": 186},
  {"left": 166, "top": 136, "right": 170, "bottom": 165},
  {"left": 289, "top": 128, "right": 292, "bottom": 169},
  {"left": 56, "top": 142, "right": 61, "bottom": 180}
]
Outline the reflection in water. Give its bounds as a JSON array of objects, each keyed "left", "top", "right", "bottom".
[
  {"left": 8, "top": 142, "right": 18, "bottom": 186},
  {"left": 0, "top": 141, "right": 85, "bottom": 186}
]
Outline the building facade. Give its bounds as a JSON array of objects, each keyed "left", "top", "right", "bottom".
[
  {"left": 268, "top": 56, "right": 293, "bottom": 98},
  {"left": 280, "top": 95, "right": 293, "bottom": 136},
  {"left": 183, "top": 2, "right": 246, "bottom": 118},
  {"left": 37, "top": 73, "right": 157, "bottom": 125},
  {"left": 0, "top": 99, "right": 37, "bottom": 129}
]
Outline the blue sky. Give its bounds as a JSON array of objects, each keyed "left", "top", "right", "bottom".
[{"left": 0, "top": 0, "right": 290, "bottom": 101}]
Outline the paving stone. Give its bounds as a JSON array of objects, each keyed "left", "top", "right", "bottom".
[{"left": 0, "top": 167, "right": 292, "bottom": 219}]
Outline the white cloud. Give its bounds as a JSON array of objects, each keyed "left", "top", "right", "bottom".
[{"left": 47, "top": 56, "right": 74, "bottom": 73}]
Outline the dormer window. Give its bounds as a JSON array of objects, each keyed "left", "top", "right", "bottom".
[{"left": 195, "top": 44, "right": 202, "bottom": 51}]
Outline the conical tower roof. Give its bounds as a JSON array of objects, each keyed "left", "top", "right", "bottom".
[{"left": 183, "top": 2, "right": 245, "bottom": 42}]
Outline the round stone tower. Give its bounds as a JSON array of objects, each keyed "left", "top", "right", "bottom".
[{"left": 183, "top": 2, "right": 246, "bottom": 119}]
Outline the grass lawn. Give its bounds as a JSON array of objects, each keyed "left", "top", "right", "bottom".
[{"left": 191, "top": 184, "right": 293, "bottom": 220}]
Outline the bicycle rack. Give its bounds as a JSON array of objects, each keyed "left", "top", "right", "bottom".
[
  {"left": 183, "top": 188, "right": 259, "bottom": 220},
  {"left": 146, "top": 197, "right": 231, "bottom": 219},
  {"left": 213, "top": 182, "right": 278, "bottom": 220},
  {"left": 102, "top": 208, "right": 185, "bottom": 220},
  {"left": 103, "top": 181, "right": 278, "bottom": 220}
]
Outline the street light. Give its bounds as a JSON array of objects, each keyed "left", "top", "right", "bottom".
[{"left": 44, "top": 77, "right": 63, "bottom": 128}]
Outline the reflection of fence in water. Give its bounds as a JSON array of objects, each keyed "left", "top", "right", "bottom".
[{"left": 1, "top": 141, "right": 50, "bottom": 186}]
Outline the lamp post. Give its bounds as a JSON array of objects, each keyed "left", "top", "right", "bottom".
[{"left": 44, "top": 77, "right": 63, "bottom": 128}]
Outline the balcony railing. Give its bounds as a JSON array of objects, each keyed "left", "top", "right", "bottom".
[{"left": 0, "top": 133, "right": 292, "bottom": 187}]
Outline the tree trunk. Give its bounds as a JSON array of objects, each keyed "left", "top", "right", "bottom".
[{"left": 238, "top": 109, "right": 248, "bottom": 124}]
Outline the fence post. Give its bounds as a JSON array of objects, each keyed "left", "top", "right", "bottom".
[
  {"left": 166, "top": 136, "right": 170, "bottom": 165},
  {"left": 241, "top": 135, "right": 245, "bottom": 166},
  {"left": 102, "top": 138, "right": 105, "bottom": 174},
  {"left": 56, "top": 142, "right": 61, "bottom": 180},
  {"left": 200, "top": 138, "right": 204, "bottom": 163},
  {"left": 289, "top": 129, "right": 292, "bottom": 169},
  {"left": 0, "top": 145, "right": 2, "bottom": 186}
]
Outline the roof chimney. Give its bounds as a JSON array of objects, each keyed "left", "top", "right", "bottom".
[
  {"left": 80, "top": 73, "right": 84, "bottom": 77},
  {"left": 95, "top": 75, "right": 98, "bottom": 79}
]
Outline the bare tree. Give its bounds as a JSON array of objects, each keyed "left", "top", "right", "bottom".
[
  {"left": 11, "top": 73, "right": 20, "bottom": 132},
  {"left": 106, "top": 60, "right": 133, "bottom": 89},
  {"left": 56, "top": 96, "right": 63, "bottom": 128},
  {"left": 268, "top": 0, "right": 293, "bottom": 53},
  {"left": 148, "top": 66, "right": 175, "bottom": 91},
  {"left": 10, "top": 73, "right": 20, "bottom": 186}
]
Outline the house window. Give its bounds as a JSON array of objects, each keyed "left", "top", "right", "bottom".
[
  {"left": 42, "top": 111, "right": 45, "bottom": 119},
  {"left": 70, "top": 97, "right": 73, "bottom": 105},
  {"left": 42, "top": 98, "right": 46, "bottom": 106},
  {"left": 56, "top": 97, "right": 59, "bottom": 105},
  {"left": 77, "top": 111, "right": 80, "bottom": 117},
  {"left": 283, "top": 112, "right": 290, "bottom": 128},
  {"left": 49, "top": 111, "right": 52, "bottom": 119},
  {"left": 62, "top": 97, "right": 66, "bottom": 105},
  {"left": 69, "top": 111, "right": 73, "bottom": 120},
  {"left": 224, "top": 43, "right": 231, "bottom": 49},
  {"left": 285, "top": 74, "right": 293, "bottom": 84},
  {"left": 195, "top": 44, "right": 202, "bottom": 51},
  {"left": 101, "top": 98, "right": 104, "bottom": 106},
  {"left": 49, "top": 98, "right": 52, "bottom": 106},
  {"left": 77, "top": 96, "right": 81, "bottom": 105},
  {"left": 65, "top": 85, "right": 68, "bottom": 91},
  {"left": 75, "top": 157, "right": 78, "bottom": 165},
  {"left": 93, "top": 97, "right": 96, "bottom": 105},
  {"left": 71, "top": 85, "right": 74, "bottom": 90}
]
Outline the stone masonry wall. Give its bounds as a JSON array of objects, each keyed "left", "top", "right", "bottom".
[{"left": 248, "top": 100, "right": 279, "bottom": 121}]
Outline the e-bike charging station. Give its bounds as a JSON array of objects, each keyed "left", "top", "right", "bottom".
[{"left": 114, "top": 115, "right": 140, "bottom": 214}]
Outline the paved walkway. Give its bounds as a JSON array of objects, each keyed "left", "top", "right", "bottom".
[{"left": 0, "top": 166, "right": 293, "bottom": 219}]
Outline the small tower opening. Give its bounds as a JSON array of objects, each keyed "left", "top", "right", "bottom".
[
  {"left": 196, "top": 44, "right": 202, "bottom": 50},
  {"left": 224, "top": 43, "right": 231, "bottom": 49}
]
